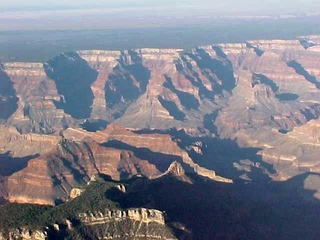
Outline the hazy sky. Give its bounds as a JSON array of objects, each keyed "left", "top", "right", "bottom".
[
  {"left": 1, "top": 0, "right": 320, "bottom": 30},
  {"left": 1, "top": 0, "right": 320, "bottom": 12}
]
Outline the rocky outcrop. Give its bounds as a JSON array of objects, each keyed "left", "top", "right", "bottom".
[
  {"left": 0, "top": 228, "right": 47, "bottom": 240},
  {"left": 215, "top": 38, "right": 320, "bottom": 138},
  {"left": 78, "top": 208, "right": 176, "bottom": 240},
  {"left": 79, "top": 208, "right": 165, "bottom": 226},
  {"left": 164, "top": 161, "right": 185, "bottom": 177},
  {"left": 0, "top": 36, "right": 319, "bottom": 136},
  {"left": 44, "top": 52, "right": 98, "bottom": 120},
  {"left": 100, "top": 124, "right": 223, "bottom": 181},
  {"left": 3, "top": 62, "right": 72, "bottom": 134},
  {"left": 1, "top": 35, "right": 320, "bottom": 204},
  {"left": 77, "top": 50, "right": 121, "bottom": 67},
  {"left": 0, "top": 208, "right": 174, "bottom": 240},
  {"left": 77, "top": 50, "right": 121, "bottom": 119},
  {"left": 6, "top": 137, "right": 162, "bottom": 205},
  {"left": 3, "top": 63, "right": 46, "bottom": 77},
  {"left": 0, "top": 125, "right": 59, "bottom": 157},
  {"left": 3, "top": 123, "right": 228, "bottom": 205},
  {"left": 69, "top": 188, "right": 85, "bottom": 199}
]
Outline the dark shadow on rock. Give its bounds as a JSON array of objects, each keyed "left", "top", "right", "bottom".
[
  {"left": 278, "top": 129, "right": 289, "bottom": 134},
  {"left": 105, "top": 50, "right": 150, "bottom": 111},
  {"left": 212, "top": 45, "right": 228, "bottom": 58},
  {"left": 0, "top": 66, "right": 18, "bottom": 120},
  {"left": 0, "top": 152, "right": 39, "bottom": 176},
  {"left": 275, "top": 93, "right": 299, "bottom": 101},
  {"left": 0, "top": 197, "right": 7, "bottom": 205},
  {"left": 287, "top": 60, "right": 320, "bottom": 89},
  {"left": 252, "top": 73, "right": 279, "bottom": 92},
  {"left": 276, "top": 172, "right": 320, "bottom": 203},
  {"left": 102, "top": 140, "right": 192, "bottom": 173},
  {"left": 163, "top": 75, "right": 200, "bottom": 110},
  {"left": 44, "top": 52, "right": 98, "bottom": 119},
  {"left": 126, "top": 127, "right": 274, "bottom": 182},
  {"left": 123, "top": 50, "right": 150, "bottom": 93},
  {"left": 167, "top": 129, "right": 275, "bottom": 183},
  {"left": 175, "top": 56, "right": 215, "bottom": 100},
  {"left": 157, "top": 96, "right": 186, "bottom": 121},
  {"left": 132, "top": 128, "right": 169, "bottom": 135},
  {"left": 300, "top": 106, "right": 320, "bottom": 121},
  {"left": 203, "top": 111, "right": 219, "bottom": 135},
  {"left": 245, "top": 42, "right": 264, "bottom": 56},
  {"left": 252, "top": 73, "right": 301, "bottom": 102},
  {"left": 108, "top": 170, "right": 320, "bottom": 240},
  {"left": 99, "top": 174, "right": 119, "bottom": 183},
  {"left": 298, "top": 39, "right": 316, "bottom": 50},
  {"left": 80, "top": 119, "right": 108, "bottom": 132},
  {"left": 106, "top": 66, "right": 140, "bottom": 108},
  {"left": 191, "top": 48, "right": 236, "bottom": 94},
  {"left": 58, "top": 157, "right": 87, "bottom": 185}
]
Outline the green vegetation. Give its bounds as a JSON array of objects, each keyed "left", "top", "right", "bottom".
[
  {"left": 0, "top": 176, "right": 176, "bottom": 239},
  {"left": 0, "top": 203, "right": 50, "bottom": 230},
  {"left": 0, "top": 177, "right": 120, "bottom": 231}
]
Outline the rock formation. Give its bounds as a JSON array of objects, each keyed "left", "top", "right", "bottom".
[
  {"left": 0, "top": 207, "right": 175, "bottom": 240},
  {"left": 78, "top": 208, "right": 176, "bottom": 240},
  {"left": 4, "top": 124, "right": 226, "bottom": 205},
  {"left": 79, "top": 208, "right": 165, "bottom": 226},
  {"left": 0, "top": 228, "right": 47, "bottom": 240},
  {"left": 3, "top": 62, "right": 73, "bottom": 134},
  {"left": 0, "top": 35, "right": 320, "bottom": 205}
]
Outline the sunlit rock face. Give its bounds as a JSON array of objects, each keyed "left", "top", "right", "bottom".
[
  {"left": 1, "top": 35, "right": 320, "bottom": 204},
  {"left": 1, "top": 36, "right": 320, "bottom": 136},
  {"left": 78, "top": 208, "right": 177, "bottom": 239},
  {"left": 77, "top": 50, "right": 121, "bottom": 120},
  {"left": 0, "top": 208, "right": 175, "bottom": 240},
  {"left": 2, "top": 62, "right": 72, "bottom": 134}
]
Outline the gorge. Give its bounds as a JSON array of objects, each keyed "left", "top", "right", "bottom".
[{"left": 1, "top": 34, "right": 320, "bottom": 239}]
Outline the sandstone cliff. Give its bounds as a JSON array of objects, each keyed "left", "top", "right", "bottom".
[
  {"left": 1, "top": 35, "right": 320, "bottom": 205},
  {"left": 3, "top": 36, "right": 320, "bottom": 136},
  {"left": 5, "top": 124, "right": 226, "bottom": 205}
]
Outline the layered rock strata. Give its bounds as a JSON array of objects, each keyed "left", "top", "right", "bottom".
[{"left": 1, "top": 35, "right": 320, "bottom": 204}]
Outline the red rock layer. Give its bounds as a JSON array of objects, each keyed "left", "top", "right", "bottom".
[
  {"left": 3, "top": 63, "right": 73, "bottom": 133},
  {"left": 7, "top": 137, "right": 161, "bottom": 205}
]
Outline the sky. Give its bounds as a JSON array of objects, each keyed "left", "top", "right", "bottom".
[
  {"left": 1, "top": 0, "right": 320, "bottom": 30},
  {"left": 1, "top": 0, "right": 320, "bottom": 12}
]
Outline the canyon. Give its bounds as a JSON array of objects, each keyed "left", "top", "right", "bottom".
[
  {"left": 0, "top": 34, "right": 320, "bottom": 209},
  {"left": 0, "top": 35, "right": 320, "bottom": 204}
]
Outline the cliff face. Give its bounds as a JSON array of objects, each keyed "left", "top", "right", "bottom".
[
  {"left": 80, "top": 208, "right": 165, "bottom": 226},
  {"left": 2, "top": 37, "right": 319, "bottom": 137},
  {"left": 3, "top": 38, "right": 319, "bottom": 136},
  {"left": 3, "top": 163, "right": 320, "bottom": 240},
  {"left": 1, "top": 35, "right": 320, "bottom": 204},
  {"left": 0, "top": 208, "right": 175, "bottom": 240},
  {"left": 78, "top": 208, "right": 177, "bottom": 240},
  {"left": 0, "top": 229, "right": 47, "bottom": 240},
  {"left": 0, "top": 65, "right": 18, "bottom": 122},
  {"left": 215, "top": 40, "right": 320, "bottom": 137},
  {"left": 3, "top": 62, "right": 72, "bottom": 134},
  {"left": 77, "top": 50, "right": 121, "bottom": 119},
  {"left": 2, "top": 46, "right": 234, "bottom": 134},
  {"left": 6, "top": 137, "right": 161, "bottom": 205},
  {"left": 5, "top": 124, "right": 224, "bottom": 205}
]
